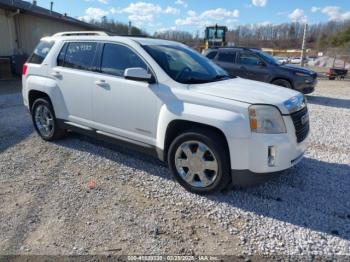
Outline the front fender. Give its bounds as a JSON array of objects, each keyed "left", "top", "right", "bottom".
[{"left": 156, "top": 101, "right": 251, "bottom": 150}]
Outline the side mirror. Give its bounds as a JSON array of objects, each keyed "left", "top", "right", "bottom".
[
  {"left": 258, "top": 61, "right": 266, "bottom": 67},
  {"left": 124, "top": 67, "right": 154, "bottom": 83}
]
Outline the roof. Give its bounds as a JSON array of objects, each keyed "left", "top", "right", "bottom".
[
  {"left": 0, "top": 0, "right": 97, "bottom": 29},
  {"left": 130, "top": 37, "right": 184, "bottom": 46},
  {"left": 47, "top": 33, "right": 184, "bottom": 47},
  {"left": 47, "top": 32, "right": 184, "bottom": 46},
  {"left": 206, "top": 47, "right": 262, "bottom": 52}
]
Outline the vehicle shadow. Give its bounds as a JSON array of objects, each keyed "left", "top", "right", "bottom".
[
  {"left": 211, "top": 158, "right": 350, "bottom": 241},
  {"left": 0, "top": 94, "right": 33, "bottom": 153},
  {"left": 306, "top": 95, "right": 350, "bottom": 109},
  {"left": 57, "top": 133, "right": 350, "bottom": 241}
]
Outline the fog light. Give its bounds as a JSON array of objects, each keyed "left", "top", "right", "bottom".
[{"left": 268, "top": 146, "right": 276, "bottom": 167}]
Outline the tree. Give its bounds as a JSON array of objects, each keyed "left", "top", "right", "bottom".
[
  {"left": 318, "top": 33, "right": 329, "bottom": 49},
  {"left": 334, "top": 26, "right": 350, "bottom": 46},
  {"left": 85, "top": 18, "right": 147, "bottom": 36}
]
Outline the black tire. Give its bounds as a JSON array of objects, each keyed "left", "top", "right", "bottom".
[
  {"left": 272, "top": 79, "right": 293, "bottom": 89},
  {"left": 31, "top": 98, "right": 65, "bottom": 141},
  {"left": 167, "top": 129, "right": 231, "bottom": 194}
]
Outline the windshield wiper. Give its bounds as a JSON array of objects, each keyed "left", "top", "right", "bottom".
[
  {"left": 210, "top": 74, "right": 232, "bottom": 82},
  {"left": 183, "top": 77, "right": 212, "bottom": 84},
  {"left": 183, "top": 75, "right": 232, "bottom": 84}
]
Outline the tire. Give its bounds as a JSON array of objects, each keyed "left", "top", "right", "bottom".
[
  {"left": 272, "top": 79, "right": 292, "bottom": 89},
  {"left": 31, "top": 98, "right": 65, "bottom": 141},
  {"left": 167, "top": 129, "right": 231, "bottom": 194}
]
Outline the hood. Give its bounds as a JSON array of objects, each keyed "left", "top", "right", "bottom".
[
  {"left": 281, "top": 64, "right": 316, "bottom": 76},
  {"left": 190, "top": 78, "right": 300, "bottom": 114}
]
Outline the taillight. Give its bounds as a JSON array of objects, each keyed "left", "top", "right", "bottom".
[{"left": 22, "top": 63, "right": 28, "bottom": 76}]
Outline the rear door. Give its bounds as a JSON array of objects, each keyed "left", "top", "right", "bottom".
[
  {"left": 50, "top": 41, "right": 98, "bottom": 126},
  {"left": 236, "top": 51, "right": 270, "bottom": 82},
  {"left": 214, "top": 50, "right": 240, "bottom": 77}
]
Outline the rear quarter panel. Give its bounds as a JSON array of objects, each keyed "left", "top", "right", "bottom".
[{"left": 23, "top": 75, "right": 68, "bottom": 119}]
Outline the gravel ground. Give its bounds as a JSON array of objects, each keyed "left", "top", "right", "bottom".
[{"left": 0, "top": 80, "right": 349, "bottom": 258}]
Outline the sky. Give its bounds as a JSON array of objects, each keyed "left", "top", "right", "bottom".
[{"left": 32, "top": 0, "right": 350, "bottom": 34}]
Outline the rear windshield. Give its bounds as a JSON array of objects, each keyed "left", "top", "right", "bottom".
[{"left": 28, "top": 40, "right": 54, "bottom": 64}]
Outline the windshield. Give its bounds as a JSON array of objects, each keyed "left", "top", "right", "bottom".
[
  {"left": 142, "top": 45, "right": 230, "bottom": 84},
  {"left": 256, "top": 51, "right": 280, "bottom": 65}
]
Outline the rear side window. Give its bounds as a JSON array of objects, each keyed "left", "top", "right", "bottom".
[
  {"left": 57, "top": 43, "right": 68, "bottom": 66},
  {"left": 206, "top": 51, "right": 217, "bottom": 59},
  {"left": 217, "top": 52, "right": 236, "bottom": 63},
  {"left": 62, "top": 42, "right": 97, "bottom": 71},
  {"left": 100, "top": 43, "right": 147, "bottom": 77},
  {"left": 28, "top": 40, "right": 54, "bottom": 64}
]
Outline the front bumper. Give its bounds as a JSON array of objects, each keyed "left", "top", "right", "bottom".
[
  {"left": 230, "top": 169, "right": 283, "bottom": 187},
  {"left": 227, "top": 115, "right": 308, "bottom": 176},
  {"left": 294, "top": 78, "right": 317, "bottom": 94}
]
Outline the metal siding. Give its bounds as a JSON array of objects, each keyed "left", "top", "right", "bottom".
[
  {"left": 16, "top": 13, "right": 87, "bottom": 55},
  {"left": 0, "top": 8, "right": 16, "bottom": 56}
]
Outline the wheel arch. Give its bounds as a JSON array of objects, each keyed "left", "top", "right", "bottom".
[
  {"left": 162, "top": 119, "right": 230, "bottom": 164},
  {"left": 28, "top": 90, "right": 52, "bottom": 111},
  {"left": 270, "top": 77, "right": 294, "bottom": 89}
]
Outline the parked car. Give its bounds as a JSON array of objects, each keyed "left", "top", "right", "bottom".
[
  {"left": 307, "top": 56, "right": 318, "bottom": 62},
  {"left": 22, "top": 32, "right": 309, "bottom": 194},
  {"left": 275, "top": 56, "right": 288, "bottom": 64},
  {"left": 204, "top": 47, "right": 317, "bottom": 94},
  {"left": 290, "top": 57, "right": 302, "bottom": 64}
]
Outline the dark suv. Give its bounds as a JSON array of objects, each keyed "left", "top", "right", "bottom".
[{"left": 204, "top": 47, "right": 317, "bottom": 94}]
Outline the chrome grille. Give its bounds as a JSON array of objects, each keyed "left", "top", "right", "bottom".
[{"left": 290, "top": 107, "right": 309, "bottom": 143}]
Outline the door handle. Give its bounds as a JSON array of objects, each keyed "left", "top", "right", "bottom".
[
  {"left": 51, "top": 71, "right": 61, "bottom": 78},
  {"left": 95, "top": 79, "right": 108, "bottom": 87}
]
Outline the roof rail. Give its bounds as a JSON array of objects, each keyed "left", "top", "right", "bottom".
[
  {"left": 220, "top": 46, "right": 262, "bottom": 51},
  {"left": 52, "top": 31, "right": 108, "bottom": 37}
]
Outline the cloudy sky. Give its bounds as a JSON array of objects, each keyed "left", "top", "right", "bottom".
[{"left": 33, "top": 0, "right": 350, "bottom": 34}]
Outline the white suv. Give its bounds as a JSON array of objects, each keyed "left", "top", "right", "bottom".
[{"left": 22, "top": 31, "right": 309, "bottom": 194}]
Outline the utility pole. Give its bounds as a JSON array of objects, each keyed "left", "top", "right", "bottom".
[
  {"left": 128, "top": 21, "right": 132, "bottom": 35},
  {"left": 300, "top": 22, "right": 308, "bottom": 67}
]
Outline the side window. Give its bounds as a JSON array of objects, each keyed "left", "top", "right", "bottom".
[
  {"left": 28, "top": 40, "right": 54, "bottom": 64},
  {"left": 238, "top": 52, "right": 261, "bottom": 66},
  {"left": 63, "top": 42, "right": 97, "bottom": 71},
  {"left": 101, "top": 43, "right": 147, "bottom": 77},
  {"left": 217, "top": 52, "right": 236, "bottom": 63},
  {"left": 206, "top": 51, "right": 217, "bottom": 60},
  {"left": 57, "top": 43, "right": 68, "bottom": 66}
]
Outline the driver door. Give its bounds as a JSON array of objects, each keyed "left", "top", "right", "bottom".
[
  {"left": 236, "top": 51, "right": 270, "bottom": 82},
  {"left": 92, "top": 43, "right": 159, "bottom": 145}
]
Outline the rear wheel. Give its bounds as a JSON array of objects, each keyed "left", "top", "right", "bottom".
[
  {"left": 31, "top": 98, "right": 65, "bottom": 141},
  {"left": 272, "top": 79, "right": 292, "bottom": 89},
  {"left": 168, "top": 130, "right": 231, "bottom": 194}
]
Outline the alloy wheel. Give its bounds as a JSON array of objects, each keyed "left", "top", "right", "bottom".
[
  {"left": 34, "top": 104, "right": 54, "bottom": 138},
  {"left": 174, "top": 140, "right": 218, "bottom": 188}
]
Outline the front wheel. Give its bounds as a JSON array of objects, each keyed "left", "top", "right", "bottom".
[
  {"left": 31, "top": 98, "right": 65, "bottom": 141},
  {"left": 272, "top": 79, "right": 292, "bottom": 89},
  {"left": 167, "top": 130, "right": 231, "bottom": 194}
]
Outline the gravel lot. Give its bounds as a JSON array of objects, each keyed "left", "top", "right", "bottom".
[{"left": 0, "top": 80, "right": 349, "bottom": 258}]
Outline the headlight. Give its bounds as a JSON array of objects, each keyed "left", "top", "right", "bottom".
[
  {"left": 249, "top": 105, "right": 286, "bottom": 134},
  {"left": 295, "top": 72, "right": 310, "bottom": 77},
  {"left": 284, "top": 94, "right": 306, "bottom": 114}
]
